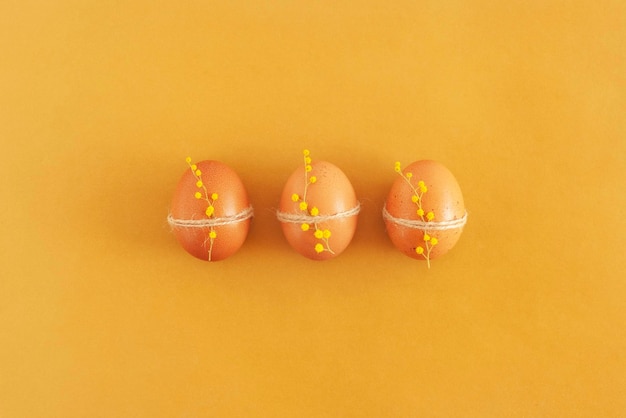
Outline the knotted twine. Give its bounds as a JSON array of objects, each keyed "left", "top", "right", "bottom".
[
  {"left": 276, "top": 203, "right": 361, "bottom": 224},
  {"left": 167, "top": 206, "right": 254, "bottom": 228},
  {"left": 382, "top": 205, "right": 468, "bottom": 231}
]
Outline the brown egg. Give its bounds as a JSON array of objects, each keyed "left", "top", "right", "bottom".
[
  {"left": 278, "top": 150, "right": 359, "bottom": 260},
  {"left": 384, "top": 160, "right": 466, "bottom": 266},
  {"left": 169, "top": 158, "right": 252, "bottom": 261}
]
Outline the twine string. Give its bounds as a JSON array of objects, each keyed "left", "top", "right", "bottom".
[
  {"left": 382, "top": 205, "right": 468, "bottom": 231},
  {"left": 167, "top": 206, "right": 254, "bottom": 228},
  {"left": 276, "top": 203, "right": 361, "bottom": 224}
]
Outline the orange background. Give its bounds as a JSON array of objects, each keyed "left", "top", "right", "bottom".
[{"left": 1, "top": 1, "right": 625, "bottom": 416}]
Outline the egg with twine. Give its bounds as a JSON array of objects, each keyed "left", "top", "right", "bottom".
[
  {"left": 168, "top": 158, "right": 253, "bottom": 261},
  {"left": 383, "top": 160, "right": 467, "bottom": 267},
  {"left": 277, "top": 150, "right": 360, "bottom": 260}
]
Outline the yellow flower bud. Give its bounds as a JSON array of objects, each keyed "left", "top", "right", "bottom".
[{"left": 314, "top": 243, "right": 324, "bottom": 253}]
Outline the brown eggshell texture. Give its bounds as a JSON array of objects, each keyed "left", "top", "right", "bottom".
[
  {"left": 385, "top": 160, "right": 465, "bottom": 261},
  {"left": 279, "top": 161, "right": 358, "bottom": 260},
  {"left": 170, "top": 160, "right": 251, "bottom": 261}
]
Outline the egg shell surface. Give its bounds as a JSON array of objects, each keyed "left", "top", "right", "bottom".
[
  {"left": 385, "top": 160, "right": 465, "bottom": 260},
  {"left": 279, "top": 161, "right": 358, "bottom": 261},
  {"left": 170, "top": 160, "right": 251, "bottom": 261}
]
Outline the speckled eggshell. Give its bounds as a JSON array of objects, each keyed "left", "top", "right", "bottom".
[
  {"left": 170, "top": 160, "right": 251, "bottom": 261},
  {"left": 279, "top": 161, "right": 358, "bottom": 260},
  {"left": 384, "top": 160, "right": 465, "bottom": 260}
]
